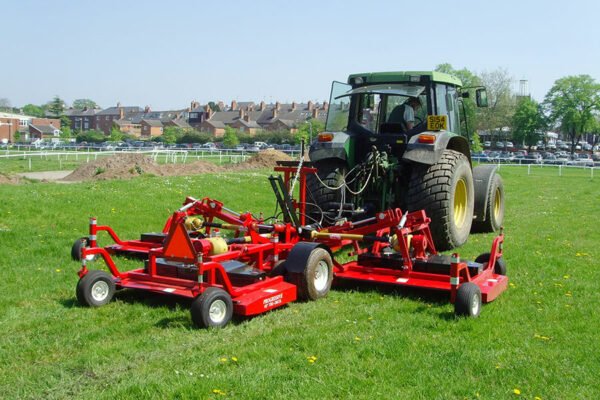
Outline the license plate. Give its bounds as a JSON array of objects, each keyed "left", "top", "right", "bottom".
[{"left": 427, "top": 115, "right": 447, "bottom": 131}]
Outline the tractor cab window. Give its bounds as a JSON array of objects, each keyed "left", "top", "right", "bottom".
[{"left": 325, "top": 81, "right": 352, "bottom": 132}]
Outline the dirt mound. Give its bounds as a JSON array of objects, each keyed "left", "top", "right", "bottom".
[
  {"left": 160, "top": 160, "right": 223, "bottom": 176},
  {"left": 62, "top": 154, "right": 163, "bottom": 181},
  {"left": 235, "top": 149, "right": 293, "bottom": 170},
  {"left": 59, "top": 150, "right": 295, "bottom": 182},
  {"left": 0, "top": 174, "right": 20, "bottom": 185}
]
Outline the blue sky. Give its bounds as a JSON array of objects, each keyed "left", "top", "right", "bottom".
[{"left": 1, "top": 0, "right": 599, "bottom": 110}]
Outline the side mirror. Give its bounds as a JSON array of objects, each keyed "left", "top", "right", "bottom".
[{"left": 476, "top": 88, "right": 489, "bottom": 108}]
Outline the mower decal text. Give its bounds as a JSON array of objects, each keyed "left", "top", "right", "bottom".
[{"left": 263, "top": 293, "right": 283, "bottom": 308}]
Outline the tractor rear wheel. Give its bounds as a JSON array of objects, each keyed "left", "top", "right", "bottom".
[
  {"left": 76, "top": 270, "right": 115, "bottom": 307},
  {"left": 407, "top": 150, "right": 474, "bottom": 250},
  {"left": 454, "top": 282, "right": 482, "bottom": 317},
  {"left": 191, "top": 287, "right": 233, "bottom": 329},
  {"left": 306, "top": 161, "right": 346, "bottom": 224}
]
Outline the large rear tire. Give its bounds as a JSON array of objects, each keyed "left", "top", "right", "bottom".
[
  {"left": 407, "top": 150, "right": 474, "bottom": 250},
  {"left": 306, "top": 160, "right": 347, "bottom": 224}
]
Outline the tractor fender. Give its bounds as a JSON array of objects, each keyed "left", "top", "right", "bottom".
[
  {"left": 284, "top": 242, "right": 332, "bottom": 274},
  {"left": 472, "top": 165, "right": 498, "bottom": 222},
  {"left": 402, "top": 133, "right": 471, "bottom": 166},
  {"left": 309, "top": 131, "right": 350, "bottom": 164}
]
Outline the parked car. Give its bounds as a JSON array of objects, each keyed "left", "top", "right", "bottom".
[
  {"left": 483, "top": 141, "right": 491, "bottom": 148},
  {"left": 472, "top": 152, "right": 491, "bottom": 163}
]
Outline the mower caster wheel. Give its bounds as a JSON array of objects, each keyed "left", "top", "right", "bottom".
[
  {"left": 191, "top": 288, "right": 233, "bottom": 329},
  {"left": 475, "top": 252, "right": 507, "bottom": 275},
  {"left": 76, "top": 270, "right": 116, "bottom": 307},
  {"left": 289, "top": 248, "right": 333, "bottom": 301},
  {"left": 455, "top": 282, "right": 482, "bottom": 318},
  {"left": 71, "top": 237, "right": 89, "bottom": 261}
]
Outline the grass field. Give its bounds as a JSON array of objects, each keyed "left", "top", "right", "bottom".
[{"left": 0, "top": 167, "right": 599, "bottom": 399}]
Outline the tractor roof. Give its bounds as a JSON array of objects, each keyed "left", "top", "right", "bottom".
[{"left": 347, "top": 71, "right": 463, "bottom": 87}]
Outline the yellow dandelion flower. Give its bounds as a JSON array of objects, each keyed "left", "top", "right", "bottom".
[
  {"left": 354, "top": 336, "right": 361, "bottom": 341},
  {"left": 563, "top": 275, "right": 569, "bottom": 279},
  {"left": 307, "top": 355, "right": 317, "bottom": 363},
  {"left": 219, "top": 357, "right": 228, "bottom": 363},
  {"left": 212, "top": 388, "right": 226, "bottom": 395},
  {"left": 513, "top": 388, "right": 521, "bottom": 395},
  {"left": 534, "top": 397, "right": 542, "bottom": 400},
  {"left": 55, "top": 269, "right": 61, "bottom": 272},
  {"left": 231, "top": 356, "right": 238, "bottom": 362}
]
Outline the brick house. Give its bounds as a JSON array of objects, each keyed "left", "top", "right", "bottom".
[
  {"left": 64, "top": 108, "right": 99, "bottom": 132},
  {"left": 140, "top": 119, "right": 163, "bottom": 138},
  {"left": 96, "top": 104, "right": 142, "bottom": 134},
  {"left": 29, "top": 123, "right": 61, "bottom": 140}
]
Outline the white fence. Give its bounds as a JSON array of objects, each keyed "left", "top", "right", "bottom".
[{"left": 0, "top": 148, "right": 301, "bottom": 171}]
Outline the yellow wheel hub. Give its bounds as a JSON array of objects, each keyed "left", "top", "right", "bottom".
[
  {"left": 493, "top": 187, "right": 501, "bottom": 220},
  {"left": 453, "top": 178, "right": 467, "bottom": 228}
]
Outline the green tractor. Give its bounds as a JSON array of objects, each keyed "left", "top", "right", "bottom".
[{"left": 307, "top": 71, "right": 504, "bottom": 250}]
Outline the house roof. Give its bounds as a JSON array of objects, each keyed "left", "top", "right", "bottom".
[
  {"left": 97, "top": 106, "right": 142, "bottom": 116},
  {"left": 170, "top": 119, "right": 192, "bottom": 128},
  {"left": 64, "top": 108, "right": 100, "bottom": 117},
  {"left": 29, "top": 124, "right": 59, "bottom": 134},
  {"left": 142, "top": 119, "right": 163, "bottom": 127},
  {"left": 202, "top": 120, "right": 226, "bottom": 128}
]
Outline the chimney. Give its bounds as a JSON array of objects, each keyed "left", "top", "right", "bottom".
[
  {"left": 260, "top": 101, "right": 266, "bottom": 111},
  {"left": 205, "top": 107, "right": 214, "bottom": 119},
  {"left": 204, "top": 104, "right": 211, "bottom": 112},
  {"left": 291, "top": 101, "right": 297, "bottom": 111},
  {"left": 239, "top": 109, "right": 245, "bottom": 119},
  {"left": 231, "top": 100, "right": 238, "bottom": 111},
  {"left": 322, "top": 101, "right": 329, "bottom": 111},
  {"left": 272, "top": 108, "right": 278, "bottom": 119},
  {"left": 275, "top": 101, "right": 281, "bottom": 111},
  {"left": 119, "top": 108, "right": 124, "bottom": 119},
  {"left": 218, "top": 101, "right": 225, "bottom": 111},
  {"left": 144, "top": 105, "right": 151, "bottom": 113},
  {"left": 307, "top": 101, "right": 314, "bottom": 111},
  {"left": 312, "top": 108, "right": 319, "bottom": 119},
  {"left": 244, "top": 114, "right": 250, "bottom": 122}
]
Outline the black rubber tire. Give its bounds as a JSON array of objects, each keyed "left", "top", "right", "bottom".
[
  {"left": 474, "top": 252, "right": 507, "bottom": 276},
  {"left": 270, "top": 260, "right": 287, "bottom": 277},
  {"left": 407, "top": 149, "right": 474, "bottom": 251},
  {"left": 454, "top": 282, "right": 482, "bottom": 317},
  {"left": 306, "top": 160, "right": 347, "bottom": 223},
  {"left": 472, "top": 173, "right": 504, "bottom": 233},
  {"left": 287, "top": 248, "right": 333, "bottom": 301},
  {"left": 76, "top": 270, "right": 115, "bottom": 307},
  {"left": 190, "top": 287, "right": 233, "bottom": 329},
  {"left": 71, "top": 237, "right": 89, "bottom": 261}
]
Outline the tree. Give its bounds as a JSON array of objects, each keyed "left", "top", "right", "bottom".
[
  {"left": 47, "top": 96, "right": 66, "bottom": 117},
  {"left": 471, "top": 131, "right": 483, "bottom": 153},
  {"left": 512, "top": 98, "right": 547, "bottom": 152},
  {"left": 222, "top": 126, "right": 239, "bottom": 148},
  {"left": 72, "top": 99, "right": 98, "bottom": 110},
  {"left": 544, "top": 75, "right": 600, "bottom": 155},
  {"left": 0, "top": 98, "right": 10, "bottom": 112},
  {"left": 295, "top": 118, "right": 325, "bottom": 145},
  {"left": 477, "top": 68, "right": 516, "bottom": 145},
  {"left": 60, "top": 126, "right": 72, "bottom": 140},
  {"left": 60, "top": 115, "right": 71, "bottom": 129},
  {"left": 162, "top": 126, "right": 185, "bottom": 144},
  {"left": 110, "top": 126, "right": 124, "bottom": 142},
  {"left": 23, "top": 104, "right": 45, "bottom": 118},
  {"left": 208, "top": 101, "right": 221, "bottom": 112}
]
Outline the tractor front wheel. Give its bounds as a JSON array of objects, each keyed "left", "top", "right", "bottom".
[
  {"left": 191, "top": 288, "right": 233, "bottom": 329},
  {"left": 407, "top": 149, "right": 474, "bottom": 250},
  {"left": 76, "top": 270, "right": 115, "bottom": 307}
]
